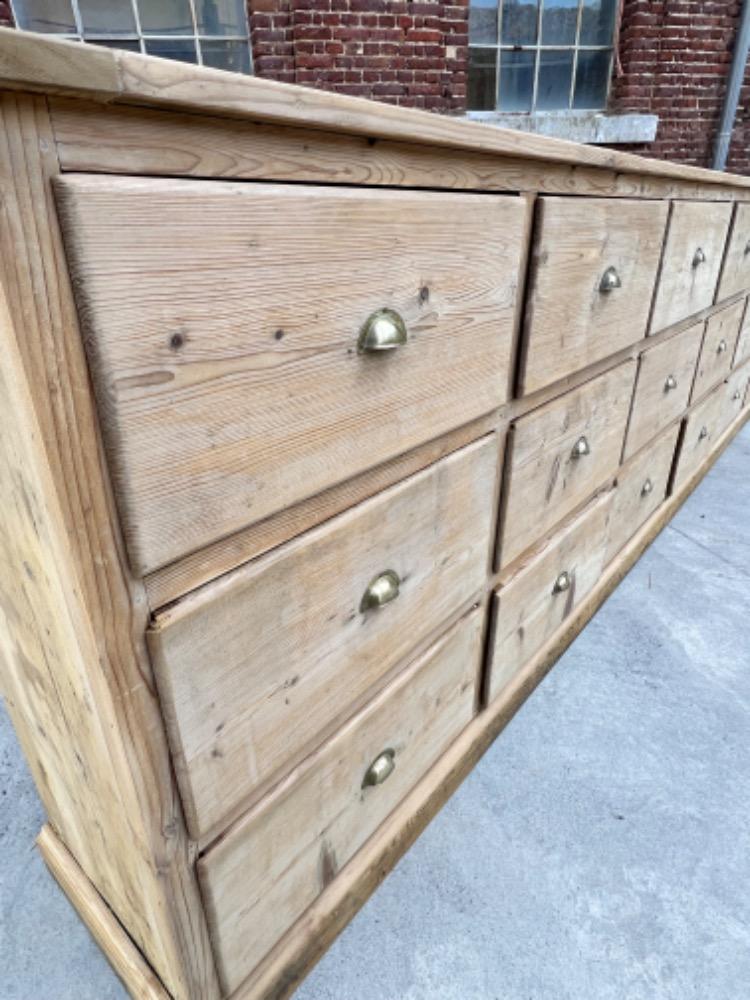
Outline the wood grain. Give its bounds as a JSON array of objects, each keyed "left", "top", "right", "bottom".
[
  {"left": 199, "top": 608, "right": 483, "bottom": 995},
  {"left": 624, "top": 321, "right": 704, "bottom": 459},
  {"left": 519, "top": 196, "right": 668, "bottom": 394},
  {"left": 650, "top": 201, "right": 733, "bottom": 334},
  {"left": 55, "top": 174, "right": 527, "bottom": 574},
  {"left": 148, "top": 436, "right": 498, "bottom": 841},
  {"left": 691, "top": 297, "right": 744, "bottom": 403},
  {"left": 498, "top": 361, "right": 636, "bottom": 569},
  {"left": 717, "top": 203, "right": 750, "bottom": 301}
]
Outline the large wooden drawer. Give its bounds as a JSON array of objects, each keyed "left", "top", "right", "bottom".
[
  {"left": 717, "top": 203, "right": 750, "bottom": 301},
  {"left": 198, "top": 607, "right": 482, "bottom": 995},
  {"left": 624, "top": 322, "right": 703, "bottom": 460},
  {"left": 691, "top": 298, "right": 744, "bottom": 403},
  {"left": 497, "top": 360, "right": 635, "bottom": 569},
  {"left": 518, "top": 196, "right": 667, "bottom": 394},
  {"left": 55, "top": 176, "right": 527, "bottom": 574},
  {"left": 487, "top": 493, "right": 612, "bottom": 704},
  {"left": 605, "top": 423, "right": 681, "bottom": 564},
  {"left": 148, "top": 436, "right": 497, "bottom": 840},
  {"left": 650, "top": 201, "right": 733, "bottom": 334}
]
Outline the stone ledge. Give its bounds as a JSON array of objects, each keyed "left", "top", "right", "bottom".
[{"left": 463, "top": 110, "right": 659, "bottom": 145}]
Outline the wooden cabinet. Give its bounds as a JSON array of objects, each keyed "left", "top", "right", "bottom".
[{"left": 2, "top": 32, "right": 750, "bottom": 1000}]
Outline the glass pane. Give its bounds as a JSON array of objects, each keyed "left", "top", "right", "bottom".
[
  {"left": 467, "top": 47, "right": 497, "bottom": 110},
  {"left": 13, "top": 0, "right": 75, "bottom": 33},
  {"left": 536, "top": 49, "right": 573, "bottom": 110},
  {"left": 79, "top": 0, "right": 136, "bottom": 35},
  {"left": 498, "top": 49, "right": 535, "bottom": 112},
  {"left": 469, "top": 0, "right": 498, "bottom": 46},
  {"left": 200, "top": 39, "right": 251, "bottom": 73},
  {"left": 573, "top": 48, "right": 611, "bottom": 108},
  {"left": 541, "top": 0, "right": 578, "bottom": 45},
  {"left": 138, "top": 0, "right": 193, "bottom": 34},
  {"left": 500, "top": 0, "right": 538, "bottom": 45},
  {"left": 580, "top": 0, "right": 618, "bottom": 45},
  {"left": 144, "top": 37, "right": 198, "bottom": 62},
  {"left": 89, "top": 38, "right": 141, "bottom": 51},
  {"left": 196, "top": 0, "right": 246, "bottom": 36}
]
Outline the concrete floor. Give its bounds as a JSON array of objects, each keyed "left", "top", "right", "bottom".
[{"left": 2, "top": 423, "right": 749, "bottom": 1000}]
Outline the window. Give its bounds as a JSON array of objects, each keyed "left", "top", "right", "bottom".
[
  {"left": 10, "top": 0, "right": 252, "bottom": 73},
  {"left": 468, "top": 0, "right": 617, "bottom": 113}
]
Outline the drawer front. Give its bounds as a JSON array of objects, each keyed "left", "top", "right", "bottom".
[
  {"left": 725, "top": 361, "right": 750, "bottom": 426},
  {"left": 732, "top": 297, "right": 750, "bottom": 368},
  {"left": 56, "top": 175, "right": 527, "bottom": 574},
  {"left": 691, "top": 298, "right": 744, "bottom": 403},
  {"left": 650, "top": 201, "right": 733, "bottom": 334},
  {"left": 673, "top": 381, "right": 731, "bottom": 491},
  {"left": 199, "top": 608, "right": 482, "bottom": 995},
  {"left": 717, "top": 203, "right": 750, "bottom": 301},
  {"left": 488, "top": 494, "right": 612, "bottom": 703},
  {"left": 519, "top": 196, "right": 668, "bottom": 394},
  {"left": 148, "top": 436, "right": 497, "bottom": 839},
  {"left": 605, "top": 424, "right": 681, "bottom": 564},
  {"left": 624, "top": 322, "right": 703, "bottom": 460},
  {"left": 498, "top": 360, "right": 636, "bottom": 569}
]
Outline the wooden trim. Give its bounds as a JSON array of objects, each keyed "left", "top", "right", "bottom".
[
  {"left": 231, "top": 405, "right": 749, "bottom": 1000},
  {"left": 2, "top": 29, "right": 750, "bottom": 192},
  {"left": 37, "top": 826, "right": 171, "bottom": 1000}
]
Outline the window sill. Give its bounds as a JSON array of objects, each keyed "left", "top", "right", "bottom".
[{"left": 462, "top": 110, "right": 658, "bottom": 146}]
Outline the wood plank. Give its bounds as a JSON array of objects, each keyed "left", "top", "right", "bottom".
[
  {"left": 0, "top": 27, "right": 120, "bottom": 96},
  {"left": 200, "top": 607, "right": 483, "bottom": 996},
  {"left": 717, "top": 203, "right": 750, "bottom": 300},
  {"left": 230, "top": 404, "right": 750, "bottom": 1000},
  {"left": 37, "top": 826, "right": 170, "bottom": 1000},
  {"left": 0, "top": 92, "right": 219, "bottom": 1000},
  {"left": 519, "top": 196, "right": 668, "bottom": 394}
]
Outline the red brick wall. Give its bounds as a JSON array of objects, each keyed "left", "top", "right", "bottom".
[
  {"left": 0, "top": 1, "right": 14, "bottom": 27},
  {"left": 248, "top": 0, "right": 468, "bottom": 110},
  {"left": 610, "top": 0, "right": 747, "bottom": 171}
]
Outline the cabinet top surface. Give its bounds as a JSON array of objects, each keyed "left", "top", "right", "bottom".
[{"left": 3, "top": 26, "right": 750, "bottom": 192}]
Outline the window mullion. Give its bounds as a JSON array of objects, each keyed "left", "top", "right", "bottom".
[
  {"left": 68, "top": 0, "right": 83, "bottom": 37},
  {"left": 187, "top": 0, "right": 202, "bottom": 65}
]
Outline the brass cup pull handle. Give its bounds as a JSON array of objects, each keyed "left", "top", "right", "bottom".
[
  {"left": 571, "top": 435, "right": 591, "bottom": 459},
  {"left": 360, "top": 569, "right": 400, "bottom": 613},
  {"left": 699, "top": 425, "right": 709, "bottom": 440},
  {"left": 553, "top": 571, "right": 571, "bottom": 594},
  {"left": 692, "top": 247, "right": 707, "bottom": 268},
  {"left": 641, "top": 477, "right": 654, "bottom": 497},
  {"left": 362, "top": 749, "right": 395, "bottom": 788},
  {"left": 599, "top": 266, "right": 622, "bottom": 293},
  {"left": 733, "top": 390, "right": 742, "bottom": 401},
  {"left": 664, "top": 374, "right": 678, "bottom": 391},
  {"left": 717, "top": 339, "right": 728, "bottom": 354},
  {"left": 358, "top": 308, "right": 407, "bottom": 353}
]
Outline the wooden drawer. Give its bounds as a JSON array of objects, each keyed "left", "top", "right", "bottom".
[
  {"left": 56, "top": 176, "right": 527, "bottom": 574},
  {"left": 605, "top": 424, "right": 681, "bottom": 564},
  {"left": 725, "top": 361, "right": 750, "bottom": 426},
  {"left": 198, "top": 607, "right": 482, "bottom": 995},
  {"left": 691, "top": 298, "right": 744, "bottom": 403},
  {"left": 498, "top": 360, "right": 635, "bottom": 569},
  {"left": 732, "top": 296, "right": 750, "bottom": 368},
  {"left": 672, "top": 371, "right": 747, "bottom": 491},
  {"left": 487, "top": 494, "right": 612, "bottom": 703},
  {"left": 518, "top": 196, "right": 667, "bottom": 394},
  {"left": 148, "top": 436, "right": 497, "bottom": 840},
  {"left": 650, "top": 201, "right": 733, "bottom": 334},
  {"left": 624, "top": 322, "right": 703, "bottom": 460},
  {"left": 717, "top": 203, "right": 750, "bottom": 301}
]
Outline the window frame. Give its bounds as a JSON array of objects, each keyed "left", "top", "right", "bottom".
[{"left": 468, "top": 0, "right": 616, "bottom": 114}]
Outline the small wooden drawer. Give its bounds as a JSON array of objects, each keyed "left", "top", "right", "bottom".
[
  {"left": 498, "top": 360, "right": 635, "bottom": 570},
  {"left": 148, "top": 436, "right": 497, "bottom": 840},
  {"left": 624, "top": 322, "right": 703, "bottom": 460},
  {"left": 650, "top": 201, "right": 733, "bottom": 334},
  {"left": 672, "top": 378, "right": 736, "bottom": 491},
  {"left": 691, "top": 298, "right": 744, "bottom": 403},
  {"left": 717, "top": 203, "right": 750, "bottom": 301},
  {"left": 725, "top": 361, "right": 750, "bottom": 426},
  {"left": 487, "top": 494, "right": 612, "bottom": 703},
  {"left": 605, "top": 424, "right": 681, "bottom": 564},
  {"left": 518, "top": 196, "right": 668, "bottom": 394},
  {"left": 198, "top": 607, "right": 482, "bottom": 995},
  {"left": 732, "top": 297, "right": 750, "bottom": 368},
  {"left": 55, "top": 175, "right": 527, "bottom": 574}
]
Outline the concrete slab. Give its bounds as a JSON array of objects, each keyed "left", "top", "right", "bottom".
[{"left": 2, "top": 424, "right": 749, "bottom": 1000}]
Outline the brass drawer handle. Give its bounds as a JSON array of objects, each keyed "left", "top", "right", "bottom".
[
  {"left": 360, "top": 569, "right": 400, "bottom": 613},
  {"left": 699, "top": 425, "right": 709, "bottom": 440},
  {"left": 362, "top": 749, "right": 395, "bottom": 788},
  {"left": 744, "top": 239, "right": 750, "bottom": 255},
  {"left": 717, "top": 339, "right": 728, "bottom": 354},
  {"left": 692, "top": 247, "right": 707, "bottom": 268},
  {"left": 733, "top": 390, "right": 742, "bottom": 400},
  {"left": 664, "top": 374, "right": 678, "bottom": 391},
  {"left": 599, "top": 266, "right": 622, "bottom": 293},
  {"left": 571, "top": 436, "right": 591, "bottom": 459},
  {"left": 553, "top": 570, "right": 571, "bottom": 594},
  {"left": 641, "top": 477, "right": 654, "bottom": 496},
  {"left": 358, "top": 308, "right": 407, "bottom": 353}
]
